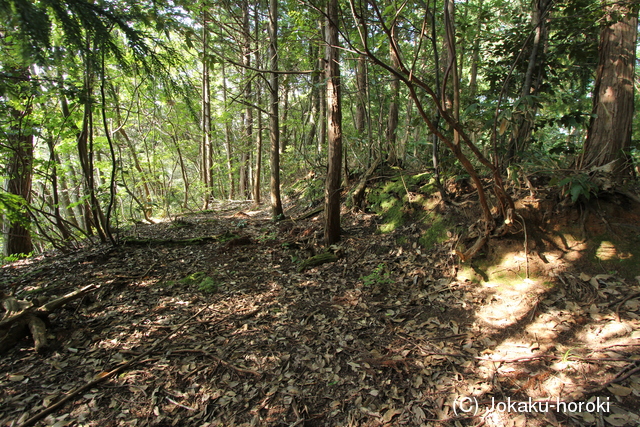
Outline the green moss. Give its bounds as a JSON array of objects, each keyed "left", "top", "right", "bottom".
[
  {"left": 298, "top": 252, "right": 338, "bottom": 272},
  {"left": 366, "top": 172, "right": 442, "bottom": 234},
  {"left": 180, "top": 272, "right": 207, "bottom": 285},
  {"left": 379, "top": 199, "right": 405, "bottom": 233},
  {"left": 197, "top": 277, "right": 219, "bottom": 294},
  {"left": 396, "top": 236, "right": 408, "bottom": 245},
  {"left": 368, "top": 177, "right": 409, "bottom": 233},
  {"left": 457, "top": 265, "right": 483, "bottom": 284},
  {"left": 419, "top": 217, "right": 448, "bottom": 247},
  {"left": 179, "top": 272, "right": 219, "bottom": 294},
  {"left": 217, "top": 231, "right": 238, "bottom": 243}
]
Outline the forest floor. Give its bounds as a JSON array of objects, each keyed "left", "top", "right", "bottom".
[{"left": 1, "top": 179, "right": 640, "bottom": 427}]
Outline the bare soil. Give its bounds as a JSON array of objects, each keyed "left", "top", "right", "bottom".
[{"left": 1, "top": 191, "right": 639, "bottom": 427}]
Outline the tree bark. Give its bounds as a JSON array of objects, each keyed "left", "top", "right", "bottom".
[
  {"left": 443, "top": 0, "right": 460, "bottom": 146},
  {"left": 579, "top": 0, "right": 637, "bottom": 176},
  {"left": 505, "top": 0, "right": 550, "bottom": 166},
  {"left": 324, "top": 0, "right": 343, "bottom": 245},
  {"left": 244, "top": 29, "right": 253, "bottom": 198},
  {"left": 387, "top": 17, "right": 400, "bottom": 165},
  {"left": 4, "top": 67, "right": 34, "bottom": 256},
  {"left": 77, "top": 51, "right": 108, "bottom": 242},
  {"left": 306, "top": 47, "right": 319, "bottom": 153},
  {"left": 240, "top": 1, "right": 252, "bottom": 200},
  {"left": 45, "top": 137, "right": 71, "bottom": 241},
  {"left": 201, "top": 9, "right": 214, "bottom": 208},
  {"left": 253, "top": 5, "right": 263, "bottom": 206},
  {"left": 355, "top": 55, "right": 368, "bottom": 136},
  {"left": 221, "top": 62, "right": 236, "bottom": 199},
  {"left": 318, "top": 20, "right": 327, "bottom": 157},
  {"left": 269, "top": 0, "right": 284, "bottom": 219}
]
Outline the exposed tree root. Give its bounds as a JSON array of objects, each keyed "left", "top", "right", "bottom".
[{"left": 0, "top": 284, "right": 98, "bottom": 353}]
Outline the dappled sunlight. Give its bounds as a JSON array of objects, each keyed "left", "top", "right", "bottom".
[
  {"left": 576, "top": 318, "right": 635, "bottom": 344},
  {"left": 474, "top": 277, "right": 545, "bottom": 329},
  {"left": 595, "top": 240, "right": 633, "bottom": 261},
  {"left": 4, "top": 196, "right": 640, "bottom": 426},
  {"left": 525, "top": 307, "right": 574, "bottom": 341}
]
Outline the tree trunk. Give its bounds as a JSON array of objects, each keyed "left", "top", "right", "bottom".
[
  {"left": 57, "top": 77, "right": 83, "bottom": 228},
  {"left": 355, "top": 55, "right": 368, "bottom": 136},
  {"left": 221, "top": 62, "right": 236, "bottom": 199},
  {"left": 318, "top": 20, "right": 327, "bottom": 158},
  {"left": 306, "top": 44, "right": 320, "bottom": 155},
  {"left": 242, "top": 2, "right": 253, "bottom": 200},
  {"left": 443, "top": 0, "right": 460, "bottom": 146},
  {"left": 202, "top": 10, "right": 214, "bottom": 208},
  {"left": 4, "top": 67, "right": 34, "bottom": 256},
  {"left": 269, "top": 0, "right": 284, "bottom": 219},
  {"left": 281, "top": 78, "right": 289, "bottom": 154},
  {"left": 429, "top": 2, "right": 447, "bottom": 200},
  {"left": 579, "top": 0, "right": 637, "bottom": 176},
  {"left": 505, "top": 0, "right": 550, "bottom": 167},
  {"left": 386, "top": 18, "right": 400, "bottom": 165},
  {"left": 324, "top": 0, "right": 343, "bottom": 245},
  {"left": 253, "top": 5, "right": 263, "bottom": 206},
  {"left": 55, "top": 152, "right": 79, "bottom": 229},
  {"left": 45, "top": 137, "right": 71, "bottom": 241},
  {"left": 77, "top": 59, "right": 108, "bottom": 242},
  {"left": 254, "top": 96, "right": 263, "bottom": 205}
]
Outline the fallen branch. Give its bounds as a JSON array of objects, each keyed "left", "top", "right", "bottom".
[
  {"left": 16, "top": 301, "right": 217, "bottom": 427},
  {"left": 298, "top": 252, "right": 339, "bottom": 272},
  {"left": 0, "top": 284, "right": 97, "bottom": 329},
  {"left": 293, "top": 206, "right": 324, "bottom": 221},
  {"left": 120, "top": 235, "right": 220, "bottom": 246},
  {"left": 171, "top": 348, "right": 262, "bottom": 378}
]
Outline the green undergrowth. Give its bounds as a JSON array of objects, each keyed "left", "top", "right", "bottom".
[
  {"left": 366, "top": 172, "right": 459, "bottom": 248},
  {"left": 287, "top": 172, "right": 324, "bottom": 206},
  {"left": 179, "top": 271, "right": 219, "bottom": 294},
  {"left": 367, "top": 172, "right": 430, "bottom": 232},
  {"left": 418, "top": 211, "right": 455, "bottom": 248},
  {"left": 361, "top": 263, "right": 394, "bottom": 288}
]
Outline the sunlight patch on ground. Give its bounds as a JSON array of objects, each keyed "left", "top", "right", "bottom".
[
  {"left": 525, "top": 308, "right": 570, "bottom": 341},
  {"left": 562, "top": 238, "right": 588, "bottom": 261},
  {"left": 576, "top": 319, "right": 635, "bottom": 344},
  {"left": 595, "top": 240, "right": 633, "bottom": 261},
  {"left": 475, "top": 278, "right": 541, "bottom": 329}
]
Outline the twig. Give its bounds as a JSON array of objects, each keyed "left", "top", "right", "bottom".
[
  {"left": 166, "top": 396, "right": 197, "bottom": 411},
  {"left": 577, "top": 362, "right": 640, "bottom": 398},
  {"left": 141, "top": 260, "right": 158, "bottom": 279},
  {"left": 614, "top": 291, "right": 640, "bottom": 322},
  {"left": 399, "top": 174, "right": 412, "bottom": 204},
  {"left": 610, "top": 363, "right": 640, "bottom": 384},
  {"left": 515, "top": 212, "right": 529, "bottom": 279},
  {"left": 16, "top": 302, "right": 216, "bottom": 427},
  {"left": 170, "top": 348, "right": 262, "bottom": 378}
]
